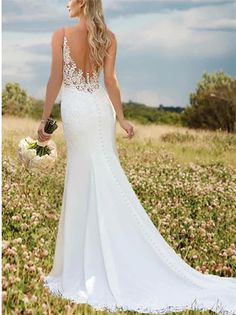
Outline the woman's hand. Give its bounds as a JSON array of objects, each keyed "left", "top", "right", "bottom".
[
  {"left": 37, "top": 121, "right": 51, "bottom": 142},
  {"left": 118, "top": 118, "right": 134, "bottom": 139}
]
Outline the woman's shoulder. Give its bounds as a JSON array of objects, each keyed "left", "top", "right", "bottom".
[
  {"left": 106, "top": 28, "right": 115, "bottom": 38},
  {"left": 52, "top": 25, "right": 74, "bottom": 37},
  {"left": 49, "top": 27, "right": 66, "bottom": 48},
  {"left": 51, "top": 26, "right": 65, "bottom": 41},
  {"left": 52, "top": 26, "right": 65, "bottom": 34},
  {"left": 106, "top": 28, "right": 117, "bottom": 45}
]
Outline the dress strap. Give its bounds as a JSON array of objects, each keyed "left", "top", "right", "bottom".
[{"left": 61, "top": 27, "right": 65, "bottom": 48}]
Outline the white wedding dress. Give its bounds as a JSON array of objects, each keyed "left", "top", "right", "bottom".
[{"left": 43, "top": 33, "right": 236, "bottom": 315}]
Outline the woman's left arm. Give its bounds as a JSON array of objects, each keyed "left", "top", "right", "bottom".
[{"left": 37, "top": 28, "right": 64, "bottom": 142}]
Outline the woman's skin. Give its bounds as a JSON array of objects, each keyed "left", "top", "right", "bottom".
[{"left": 37, "top": 0, "right": 134, "bottom": 142}]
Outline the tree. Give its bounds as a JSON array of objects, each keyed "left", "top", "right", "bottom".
[
  {"left": 182, "top": 71, "right": 236, "bottom": 133},
  {"left": 2, "top": 82, "right": 33, "bottom": 117}
]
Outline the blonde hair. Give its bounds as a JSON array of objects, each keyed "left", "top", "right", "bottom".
[{"left": 83, "top": 0, "right": 112, "bottom": 72}]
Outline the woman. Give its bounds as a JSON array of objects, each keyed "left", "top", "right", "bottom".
[{"left": 38, "top": 0, "right": 236, "bottom": 313}]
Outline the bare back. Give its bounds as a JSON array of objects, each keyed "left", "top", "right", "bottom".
[{"left": 64, "top": 26, "right": 98, "bottom": 78}]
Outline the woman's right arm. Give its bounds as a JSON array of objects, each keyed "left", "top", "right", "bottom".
[{"left": 104, "top": 31, "right": 134, "bottom": 138}]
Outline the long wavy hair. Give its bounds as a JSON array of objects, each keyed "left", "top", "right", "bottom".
[{"left": 82, "top": 0, "right": 112, "bottom": 72}]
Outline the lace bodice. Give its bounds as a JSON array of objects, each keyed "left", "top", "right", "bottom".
[{"left": 63, "top": 36, "right": 100, "bottom": 93}]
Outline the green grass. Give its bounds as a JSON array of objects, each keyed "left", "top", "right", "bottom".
[{"left": 2, "top": 116, "right": 236, "bottom": 315}]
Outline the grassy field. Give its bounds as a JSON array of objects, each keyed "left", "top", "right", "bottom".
[{"left": 2, "top": 116, "right": 236, "bottom": 315}]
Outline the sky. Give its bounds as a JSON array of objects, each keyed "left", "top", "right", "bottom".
[{"left": 2, "top": 0, "right": 236, "bottom": 108}]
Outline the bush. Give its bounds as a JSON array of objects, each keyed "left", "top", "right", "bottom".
[
  {"left": 2, "top": 82, "right": 33, "bottom": 117},
  {"left": 161, "top": 131, "right": 197, "bottom": 144},
  {"left": 182, "top": 71, "right": 236, "bottom": 133}
]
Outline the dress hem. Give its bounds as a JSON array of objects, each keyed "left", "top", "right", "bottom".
[{"left": 43, "top": 277, "right": 235, "bottom": 315}]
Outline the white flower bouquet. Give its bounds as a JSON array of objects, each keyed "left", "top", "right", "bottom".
[{"left": 18, "top": 118, "right": 58, "bottom": 173}]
